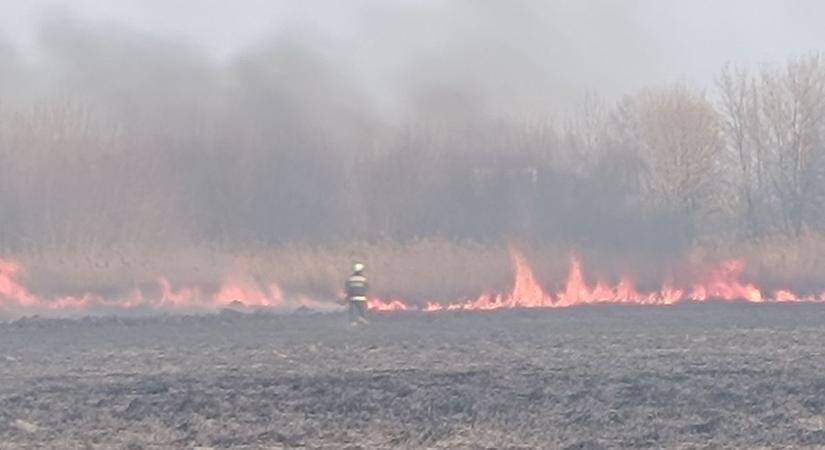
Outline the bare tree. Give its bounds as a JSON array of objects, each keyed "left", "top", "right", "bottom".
[
  {"left": 562, "top": 92, "right": 610, "bottom": 174},
  {"left": 611, "top": 86, "right": 725, "bottom": 244},
  {"left": 717, "top": 65, "right": 753, "bottom": 236},
  {"left": 756, "top": 54, "right": 825, "bottom": 236}
]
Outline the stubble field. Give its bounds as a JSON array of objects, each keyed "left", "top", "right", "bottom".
[{"left": 1, "top": 304, "right": 825, "bottom": 449}]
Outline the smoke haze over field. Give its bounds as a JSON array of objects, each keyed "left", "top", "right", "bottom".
[
  {"left": 2, "top": 1, "right": 825, "bottom": 305},
  {"left": 3, "top": 1, "right": 825, "bottom": 114}
]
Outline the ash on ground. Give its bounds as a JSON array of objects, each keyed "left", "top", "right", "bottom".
[{"left": 1, "top": 304, "right": 825, "bottom": 449}]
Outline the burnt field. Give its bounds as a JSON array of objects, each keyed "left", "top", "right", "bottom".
[{"left": 1, "top": 304, "right": 825, "bottom": 449}]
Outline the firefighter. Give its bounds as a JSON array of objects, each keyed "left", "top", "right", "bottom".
[{"left": 346, "top": 262, "right": 369, "bottom": 325}]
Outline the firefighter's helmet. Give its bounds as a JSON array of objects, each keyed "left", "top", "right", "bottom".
[{"left": 353, "top": 263, "right": 365, "bottom": 273}]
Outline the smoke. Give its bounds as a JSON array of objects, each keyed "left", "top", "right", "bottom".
[
  {"left": 6, "top": 2, "right": 677, "bottom": 119},
  {"left": 1, "top": 2, "right": 825, "bottom": 306},
  {"left": 0, "top": 35, "right": 29, "bottom": 103}
]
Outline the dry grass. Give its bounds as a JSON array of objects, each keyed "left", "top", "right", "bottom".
[
  {"left": 12, "top": 239, "right": 514, "bottom": 301},
  {"left": 8, "top": 234, "right": 825, "bottom": 302},
  {"left": 709, "top": 233, "right": 825, "bottom": 291}
]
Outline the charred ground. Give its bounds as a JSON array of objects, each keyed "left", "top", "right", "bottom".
[{"left": 1, "top": 304, "right": 825, "bottom": 449}]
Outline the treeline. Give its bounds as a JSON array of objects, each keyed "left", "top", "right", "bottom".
[{"left": 2, "top": 54, "right": 825, "bottom": 259}]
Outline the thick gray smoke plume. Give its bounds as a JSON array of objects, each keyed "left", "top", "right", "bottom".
[
  {"left": 3, "top": 4, "right": 654, "bottom": 246},
  {"left": 2, "top": 1, "right": 825, "bottom": 301}
]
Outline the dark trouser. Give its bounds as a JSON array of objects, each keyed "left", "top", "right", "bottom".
[{"left": 349, "top": 300, "right": 367, "bottom": 322}]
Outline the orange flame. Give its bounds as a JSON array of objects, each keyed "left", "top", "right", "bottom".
[
  {"left": 371, "top": 249, "right": 824, "bottom": 311},
  {"left": 213, "top": 280, "right": 284, "bottom": 307},
  {"left": 0, "top": 259, "right": 39, "bottom": 307},
  {"left": 0, "top": 249, "right": 823, "bottom": 317},
  {"left": 367, "top": 297, "right": 410, "bottom": 311}
]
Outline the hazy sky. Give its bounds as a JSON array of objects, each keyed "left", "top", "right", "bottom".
[{"left": 2, "top": 0, "right": 825, "bottom": 115}]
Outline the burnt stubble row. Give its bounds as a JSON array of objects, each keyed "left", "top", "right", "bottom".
[{"left": 1, "top": 304, "right": 824, "bottom": 449}]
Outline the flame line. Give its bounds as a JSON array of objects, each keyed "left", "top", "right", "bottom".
[{"left": 1, "top": 252, "right": 824, "bottom": 315}]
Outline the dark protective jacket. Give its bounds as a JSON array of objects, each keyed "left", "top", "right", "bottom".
[{"left": 345, "top": 273, "right": 368, "bottom": 302}]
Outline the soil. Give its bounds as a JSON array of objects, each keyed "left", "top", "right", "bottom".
[{"left": 1, "top": 303, "right": 825, "bottom": 449}]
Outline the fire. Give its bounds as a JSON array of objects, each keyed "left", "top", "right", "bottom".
[
  {"left": 686, "top": 260, "right": 763, "bottom": 302},
  {"left": 775, "top": 289, "right": 799, "bottom": 302},
  {"left": 0, "top": 249, "right": 824, "bottom": 317},
  {"left": 0, "top": 258, "right": 309, "bottom": 315},
  {"left": 213, "top": 280, "right": 284, "bottom": 307},
  {"left": 0, "top": 259, "right": 39, "bottom": 307},
  {"left": 366, "top": 249, "right": 825, "bottom": 311},
  {"left": 367, "top": 298, "right": 410, "bottom": 311}
]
